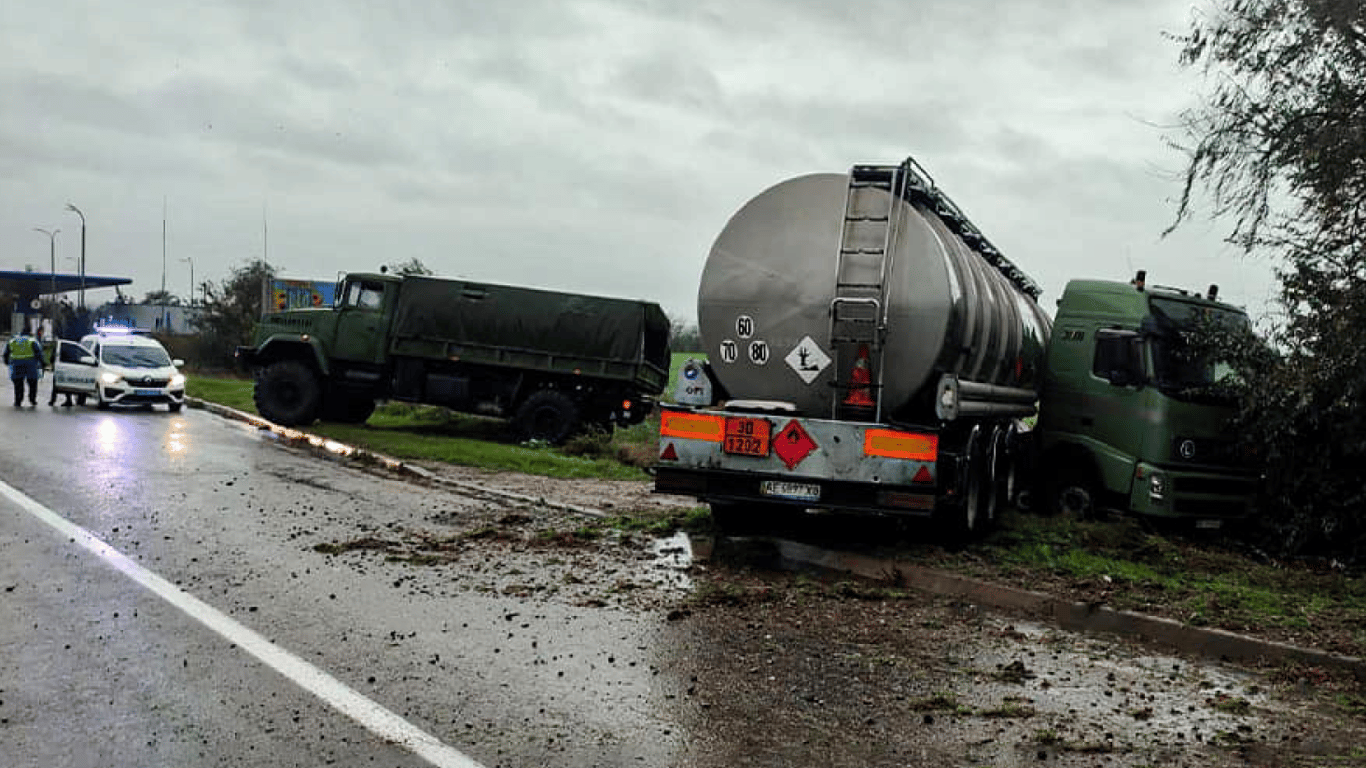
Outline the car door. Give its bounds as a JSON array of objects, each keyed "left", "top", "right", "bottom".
[{"left": 53, "top": 340, "right": 98, "bottom": 396}]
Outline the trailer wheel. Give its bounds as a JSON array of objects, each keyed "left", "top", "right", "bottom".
[
  {"left": 254, "top": 359, "right": 322, "bottom": 426},
  {"left": 514, "top": 390, "right": 581, "bottom": 444},
  {"left": 939, "top": 428, "right": 991, "bottom": 540},
  {"left": 984, "top": 426, "right": 1011, "bottom": 525}
]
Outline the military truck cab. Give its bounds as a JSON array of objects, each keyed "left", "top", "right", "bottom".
[{"left": 1037, "top": 273, "right": 1258, "bottom": 527}]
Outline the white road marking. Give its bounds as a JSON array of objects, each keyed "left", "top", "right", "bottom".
[{"left": 0, "top": 478, "right": 486, "bottom": 768}]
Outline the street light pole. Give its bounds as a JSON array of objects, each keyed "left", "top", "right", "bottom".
[
  {"left": 180, "top": 256, "right": 195, "bottom": 306},
  {"left": 32, "top": 227, "right": 59, "bottom": 335},
  {"left": 65, "top": 203, "right": 86, "bottom": 310}
]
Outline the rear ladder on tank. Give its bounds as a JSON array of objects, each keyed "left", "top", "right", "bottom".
[{"left": 829, "top": 164, "right": 906, "bottom": 422}]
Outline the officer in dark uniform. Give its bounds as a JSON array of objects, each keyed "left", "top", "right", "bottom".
[{"left": 5, "top": 330, "right": 46, "bottom": 407}]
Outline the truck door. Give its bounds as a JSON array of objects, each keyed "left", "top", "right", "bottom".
[
  {"left": 333, "top": 279, "right": 388, "bottom": 365},
  {"left": 1080, "top": 328, "right": 1149, "bottom": 495}
]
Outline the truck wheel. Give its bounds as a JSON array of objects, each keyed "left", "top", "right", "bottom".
[
  {"left": 255, "top": 360, "right": 321, "bottom": 426},
  {"left": 514, "top": 390, "right": 581, "bottom": 444},
  {"left": 1047, "top": 466, "right": 1099, "bottom": 519}
]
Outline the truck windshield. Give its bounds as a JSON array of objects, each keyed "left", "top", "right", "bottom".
[{"left": 1146, "top": 297, "right": 1249, "bottom": 403}]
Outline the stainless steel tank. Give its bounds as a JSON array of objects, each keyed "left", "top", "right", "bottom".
[{"left": 697, "top": 170, "right": 1052, "bottom": 419}]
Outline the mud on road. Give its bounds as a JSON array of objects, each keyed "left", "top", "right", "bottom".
[{"left": 312, "top": 462, "right": 1366, "bottom": 767}]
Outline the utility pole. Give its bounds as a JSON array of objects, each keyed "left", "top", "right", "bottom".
[
  {"left": 32, "top": 227, "right": 59, "bottom": 335},
  {"left": 180, "top": 256, "right": 195, "bottom": 307},
  {"left": 65, "top": 203, "right": 85, "bottom": 310}
]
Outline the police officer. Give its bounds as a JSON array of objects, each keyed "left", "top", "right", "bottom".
[{"left": 4, "top": 330, "right": 46, "bottom": 407}]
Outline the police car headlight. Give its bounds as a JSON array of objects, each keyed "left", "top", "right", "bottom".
[
  {"left": 100, "top": 372, "right": 123, "bottom": 385},
  {"left": 170, "top": 373, "right": 186, "bottom": 387}
]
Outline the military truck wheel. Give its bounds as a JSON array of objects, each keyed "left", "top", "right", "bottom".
[
  {"left": 255, "top": 359, "right": 321, "bottom": 426},
  {"left": 514, "top": 390, "right": 581, "bottom": 444}
]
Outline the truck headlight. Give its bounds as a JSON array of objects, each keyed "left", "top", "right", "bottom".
[
  {"left": 100, "top": 372, "right": 123, "bottom": 385},
  {"left": 1148, "top": 473, "right": 1166, "bottom": 502}
]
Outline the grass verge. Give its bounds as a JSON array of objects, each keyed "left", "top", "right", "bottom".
[{"left": 186, "top": 375, "right": 658, "bottom": 480}]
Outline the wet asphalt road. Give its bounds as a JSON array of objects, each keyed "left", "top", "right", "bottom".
[
  {"left": 0, "top": 403, "right": 690, "bottom": 767},
  {"left": 4, "top": 401, "right": 1362, "bottom": 767}
]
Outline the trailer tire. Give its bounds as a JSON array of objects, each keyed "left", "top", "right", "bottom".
[
  {"left": 514, "top": 390, "right": 581, "bottom": 444},
  {"left": 255, "top": 359, "right": 322, "bottom": 426},
  {"left": 939, "top": 429, "right": 991, "bottom": 541}
]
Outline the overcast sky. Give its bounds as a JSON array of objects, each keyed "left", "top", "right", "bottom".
[{"left": 1, "top": 0, "right": 1278, "bottom": 325}]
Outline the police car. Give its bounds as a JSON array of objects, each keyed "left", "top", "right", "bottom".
[{"left": 52, "top": 328, "right": 187, "bottom": 411}]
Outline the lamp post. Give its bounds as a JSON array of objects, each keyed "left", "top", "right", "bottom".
[
  {"left": 65, "top": 203, "right": 86, "bottom": 309},
  {"left": 32, "top": 227, "right": 59, "bottom": 333},
  {"left": 180, "top": 256, "right": 195, "bottom": 307}
]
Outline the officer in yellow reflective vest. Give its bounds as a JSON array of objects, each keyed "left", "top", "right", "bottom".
[{"left": 4, "top": 331, "right": 46, "bottom": 407}]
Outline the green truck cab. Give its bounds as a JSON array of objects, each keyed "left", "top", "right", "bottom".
[
  {"left": 1036, "top": 274, "right": 1258, "bottom": 527},
  {"left": 236, "top": 272, "right": 671, "bottom": 441}
]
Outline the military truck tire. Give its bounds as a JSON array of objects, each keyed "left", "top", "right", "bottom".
[
  {"left": 255, "top": 359, "right": 321, "bottom": 426},
  {"left": 514, "top": 390, "right": 581, "bottom": 444}
]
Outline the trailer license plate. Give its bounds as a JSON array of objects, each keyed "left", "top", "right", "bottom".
[
  {"left": 760, "top": 480, "right": 821, "bottom": 502},
  {"left": 723, "top": 417, "right": 771, "bottom": 457}
]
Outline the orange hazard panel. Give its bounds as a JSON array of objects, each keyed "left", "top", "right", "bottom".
[
  {"left": 863, "top": 429, "right": 938, "bottom": 462},
  {"left": 659, "top": 411, "right": 724, "bottom": 442}
]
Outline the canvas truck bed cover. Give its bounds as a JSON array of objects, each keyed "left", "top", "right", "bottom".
[{"left": 389, "top": 276, "right": 670, "bottom": 386}]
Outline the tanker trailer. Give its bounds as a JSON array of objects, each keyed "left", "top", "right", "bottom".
[{"left": 653, "top": 157, "right": 1051, "bottom": 536}]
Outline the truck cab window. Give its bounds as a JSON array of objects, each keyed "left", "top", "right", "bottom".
[
  {"left": 1092, "top": 329, "right": 1144, "bottom": 386},
  {"left": 344, "top": 281, "right": 385, "bottom": 310}
]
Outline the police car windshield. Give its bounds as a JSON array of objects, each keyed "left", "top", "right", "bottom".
[{"left": 103, "top": 344, "right": 172, "bottom": 368}]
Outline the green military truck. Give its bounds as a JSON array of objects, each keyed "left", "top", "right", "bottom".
[
  {"left": 1034, "top": 272, "right": 1258, "bottom": 527},
  {"left": 235, "top": 272, "right": 671, "bottom": 442}
]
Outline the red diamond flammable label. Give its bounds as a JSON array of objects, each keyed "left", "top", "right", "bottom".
[{"left": 773, "top": 419, "right": 817, "bottom": 470}]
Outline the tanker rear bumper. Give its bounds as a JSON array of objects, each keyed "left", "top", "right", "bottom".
[{"left": 653, "top": 466, "right": 937, "bottom": 517}]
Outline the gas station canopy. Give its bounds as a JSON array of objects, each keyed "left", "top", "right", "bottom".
[{"left": 0, "top": 270, "right": 131, "bottom": 306}]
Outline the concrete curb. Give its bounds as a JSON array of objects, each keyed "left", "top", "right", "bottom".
[
  {"left": 772, "top": 538, "right": 1366, "bottom": 679},
  {"left": 186, "top": 397, "right": 609, "bottom": 519},
  {"left": 188, "top": 397, "right": 1364, "bottom": 679}
]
